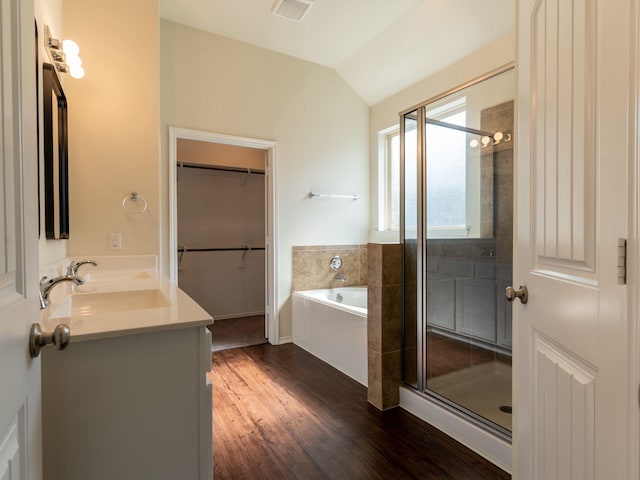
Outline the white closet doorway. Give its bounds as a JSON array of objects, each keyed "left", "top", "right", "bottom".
[{"left": 169, "top": 128, "right": 278, "bottom": 346}]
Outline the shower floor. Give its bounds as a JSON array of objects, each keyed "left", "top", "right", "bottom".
[
  {"left": 426, "top": 332, "right": 512, "bottom": 431},
  {"left": 427, "top": 361, "right": 512, "bottom": 430}
]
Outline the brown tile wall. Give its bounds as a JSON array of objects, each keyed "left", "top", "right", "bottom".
[
  {"left": 291, "top": 245, "right": 367, "bottom": 291},
  {"left": 367, "top": 243, "right": 403, "bottom": 410},
  {"left": 481, "top": 100, "right": 514, "bottom": 263}
]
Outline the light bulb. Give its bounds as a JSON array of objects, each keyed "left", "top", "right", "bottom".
[
  {"left": 62, "top": 39, "right": 80, "bottom": 57},
  {"left": 469, "top": 139, "right": 479, "bottom": 148},
  {"left": 69, "top": 64, "right": 85, "bottom": 79},
  {"left": 493, "top": 131, "right": 504, "bottom": 142},
  {"left": 481, "top": 136, "right": 491, "bottom": 146},
  {"left": 66, "top": 54, "right": 82, "bottom": 69}
]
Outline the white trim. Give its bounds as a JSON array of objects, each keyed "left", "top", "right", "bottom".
[
  {"left": 212, "top": 311, "right": 265, "bottom": 321},
  {"left": 425, "top": 96, "right": 467, "bottom": 119},
  {"left": 377, "top": 125, "right": 399, "bottom": 232},
  {"left": 168, "top": 127, "right": 279, "bottom": 345},
  {"left": 399, "top": 386, "right": 512, "bottom": 474},
  {"left": 628, "top": 0, "right": 640, "bottom": 476}
]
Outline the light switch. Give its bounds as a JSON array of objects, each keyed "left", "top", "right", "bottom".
[{"left": 109, "top": 233, "right": 122, "bottom": 250}]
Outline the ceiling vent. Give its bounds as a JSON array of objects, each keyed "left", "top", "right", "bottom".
[{"left": 272, "top": 0, "right": 315, "bottom": 21}]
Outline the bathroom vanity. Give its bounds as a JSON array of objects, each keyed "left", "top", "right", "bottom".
[{"left": 39, "top": 257, "right": 213, "bottom": 480}]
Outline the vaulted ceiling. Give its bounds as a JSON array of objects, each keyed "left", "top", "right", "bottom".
[{"left": 159, "top": 0, "right": 515, "bottom": 105}]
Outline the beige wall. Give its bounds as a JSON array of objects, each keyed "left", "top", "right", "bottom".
[
  {"left": 369, "top": 32, "right": 516, "bottom": 243},
  {"left": 45, "top": 7, "right": 510, "bottom": 341},
  {"left": 160, "top": 21, "right": 370, "bottom": 340},
  {"left": 62, "top": 0, "right": 159, "bottom": 257}
]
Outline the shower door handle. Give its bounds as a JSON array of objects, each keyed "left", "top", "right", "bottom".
[{"left": 505, "top": 285, "right": 528, "bottom": 304}]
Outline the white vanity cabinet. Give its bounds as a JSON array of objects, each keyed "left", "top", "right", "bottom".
[{"left": 41, "top": 325, "right": 212, "bottom": 480}]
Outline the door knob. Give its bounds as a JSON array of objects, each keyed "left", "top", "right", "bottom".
[
  {"left": 505, "top": 285, "right": 528, "bottom": 304},
  {"left": 29, "top": 323, "right": 71, "bottom": 358}
]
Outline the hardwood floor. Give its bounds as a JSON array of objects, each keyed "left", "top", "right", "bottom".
[
  {"left": 208, "top": 315, "right": 267, "bottom": 352},
  {"left": 209, "top": 344, "right": 511, "bottom": 479},
  {"left": 426, "top": 332, "right": 512, "bottom": 379}
]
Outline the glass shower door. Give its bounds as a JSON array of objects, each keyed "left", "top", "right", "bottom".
[
  {"left": 401, "top": 67, "right": 515, "bottom": 436},
  {"left": 402, "top": 109, "right": 419, "bottom": 389}
]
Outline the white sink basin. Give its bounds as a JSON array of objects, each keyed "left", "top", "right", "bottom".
[{"left": 51, "top": 289, "right": 171, "bottom": 318}]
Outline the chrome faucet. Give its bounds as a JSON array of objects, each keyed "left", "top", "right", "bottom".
[
  {"left": 66, "top": 259, "right": 98, "bottom": 276},
  {"left": 39, "top": 275, "right": 85, "bottom": 309}
]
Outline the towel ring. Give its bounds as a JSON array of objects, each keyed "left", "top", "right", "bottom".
[{"left": 122, "top": 192, "right": 148, "bottom": 214}]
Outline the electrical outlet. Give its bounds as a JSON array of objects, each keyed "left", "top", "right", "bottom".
[{"left": 109, "top": 233, "right": 122, "bottom": 250}]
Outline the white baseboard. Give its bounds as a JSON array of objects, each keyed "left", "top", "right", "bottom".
[
  {"left": 399, "top": 386, "right": 512, "bottom": 474},
  {"left": 276, "top": 335, "right": 292, "bottom": 345},
  {"left": 213, "top": 311, "right": 265, "bottom": 321}
]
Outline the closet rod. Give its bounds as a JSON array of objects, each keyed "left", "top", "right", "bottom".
[
  {"left": 178, "top": 162, "right": 265, "bottom": 175},
  {"left": 177, "top": 246, "right": 266, "bottom": 252}
]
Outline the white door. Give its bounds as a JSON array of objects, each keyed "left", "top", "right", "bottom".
[
  {"left": 515, "top": 0, "right": 634, "bottom": 478},
  {"left": 0, "top": 0, "right": 42, "bottom": 478}
]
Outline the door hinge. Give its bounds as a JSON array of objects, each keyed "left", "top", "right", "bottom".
[{"left": 617, "top": 238, "right": 627, "bottom": 285}]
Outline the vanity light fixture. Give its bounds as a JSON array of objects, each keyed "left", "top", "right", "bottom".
[
  {"left": 469, "top": 131, "right": 512, "bottom": 149},
  {"left": 44, "top": 24, "right": 85, "bottom": 79}
]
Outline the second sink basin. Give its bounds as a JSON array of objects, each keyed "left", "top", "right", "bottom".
[
  {"left": 51, "top": 289, "right": 172, "bottom": 318},
  {"left": 82, "top": 271, "right": 153, "bottom": 282}
]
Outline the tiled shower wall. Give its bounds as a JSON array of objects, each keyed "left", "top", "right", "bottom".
[
  {"left": 367, "top": 243, "right": 403, "bottom": 410},
  {"left": 291, "top": 245, "right": 367, "bottom": 291}
]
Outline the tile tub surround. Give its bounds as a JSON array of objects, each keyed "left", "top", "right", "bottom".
[
  {"left": 367, "top": 242, "right": 403, "bottom": 410},
  {"left": 292, "top": 245, "right": 367, "bottom": 291}
]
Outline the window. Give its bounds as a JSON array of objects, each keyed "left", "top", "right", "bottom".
[
  {"left": 425, "top": 103, "right": 469, "bottom": 237},
  {"left": 377, "top": 125, "right": 411, "bottom": 232},
  {"left": 379, "top": 96, "right": 483, "bottom": 238}
]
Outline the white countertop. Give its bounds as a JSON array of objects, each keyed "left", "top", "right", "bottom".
[{"left": 40, "top": 267, "right": 213, "bottom": 342}]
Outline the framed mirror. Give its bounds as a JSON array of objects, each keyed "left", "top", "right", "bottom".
[{"left": 43, "top": 62, "right": 69, "bottom": 239}]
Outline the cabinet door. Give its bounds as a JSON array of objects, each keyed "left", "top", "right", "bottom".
[
  {"left": 427, "top": 277, "right": 456, "bottom": 331},
  {"left": 495, "top": 262, "right": 512, "bottom": 348},
  {"left": 455, "top": 278, "right": 496, "bottom": 342},
  {"left": 495, "top": 278, "right": 512, "bottom": 348}
]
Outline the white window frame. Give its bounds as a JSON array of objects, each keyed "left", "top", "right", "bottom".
[
  {"left": 376, "top": 96, "right": 484, "bottom": 240},
  {"left": 377, "top": 124, "right": 400, "bottom": 233}
]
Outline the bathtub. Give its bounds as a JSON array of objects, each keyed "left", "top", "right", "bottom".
[{"left": 292, "top": 286, "right": 367, "bottom": 386}]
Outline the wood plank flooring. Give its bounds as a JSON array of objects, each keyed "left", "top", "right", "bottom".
[
  {"left": 208, "top": 315, "right": 267, "bottom": 352},
  {"left": 426, "top": 332, "right": 512, "bottom": 379},
  {"left": 209, "top": 343, "right": 511, "bottom": 479}
]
